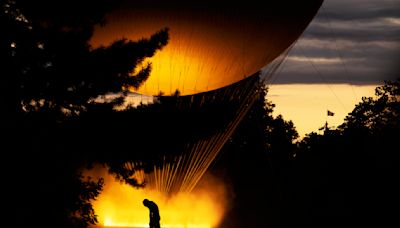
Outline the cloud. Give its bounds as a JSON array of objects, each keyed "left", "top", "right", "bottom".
[
  {"left": 287, "top": 56, "right": 343, "bottom": 64},
  {"left": 304, "top": 17, "right": 400, "bottom": 42},
  {"left": 273, "top": 0, "right": 400, "bottom": 85},
  {"left": 318, "top": 0, "right": 399, "bottom": 20}
]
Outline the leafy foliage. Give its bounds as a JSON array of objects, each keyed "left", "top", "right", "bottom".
[
  {"left": 217, "top": 80, "right": 399, "bottom": 227},
  {"left": 1, "top": 0, "right": 169, "bottom": 227},
  {"left": 292, "top": 79, "right": 400, "bottom": 227}
]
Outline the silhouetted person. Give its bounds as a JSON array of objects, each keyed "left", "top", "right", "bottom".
[{"left": 143, "top": 199, "right": 161, "bottom": 228}]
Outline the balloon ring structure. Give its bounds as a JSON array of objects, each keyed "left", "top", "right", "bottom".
[{"left": 91, "top": 0, "right": 324, "bottom": 95}]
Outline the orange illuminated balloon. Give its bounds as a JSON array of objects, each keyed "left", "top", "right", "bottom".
[{"left": 91, "top": 1, "right": 323, "bottom": 95}]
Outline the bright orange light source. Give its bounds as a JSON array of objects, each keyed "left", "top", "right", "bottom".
[
  {"left": 91, "top": 1, "right": 323, "bottom": 95},
  {"left": 87, "top": 167, "right": 228, "bottom": 228}
]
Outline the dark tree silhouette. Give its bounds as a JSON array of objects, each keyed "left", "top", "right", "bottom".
[
  {"left": 212, "top": 87, "right": 300, "bottom": 228},
  {"left": 1, "top": 0, "right": 168, "bottom": 120},
  {"left": 215, "top": 79, "right": 399, "bottom": 228},
  {"left": 3, "top": 1, "right": 398, "bottom": 228},
  {"left": 292, "top": 79, "right": 400, "bottom": 227},
  {"left": 1, "top": 1, "right": 168, "bottom": 227},
  {"left": 340, "top": 79, "right": 400, "bottom": 133}
]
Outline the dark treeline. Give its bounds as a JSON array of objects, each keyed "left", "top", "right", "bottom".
[
  {"left": 2, "top": 0, "right": 399, "bottom": 228},
  {"left": 1, "top": 0, "right": 170, "bottom": 227},
  {"left": 214, "top": 79, "right": 400, "bottom": 228},
  {"left": 1, "top": 1, "right": 264, "bottom": 227}
]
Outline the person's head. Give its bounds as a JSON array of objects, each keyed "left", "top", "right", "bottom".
[{"left": 143, "top": 198, "right": 150, "bottom": 206}]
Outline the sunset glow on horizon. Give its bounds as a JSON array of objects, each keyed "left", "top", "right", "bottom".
[{"left": 267, "top": 83, "right": 379, "bottom": 137}]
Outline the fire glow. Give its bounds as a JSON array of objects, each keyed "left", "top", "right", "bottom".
[{"left": 87, "top": 167, "right": 228, "bottom": 228}]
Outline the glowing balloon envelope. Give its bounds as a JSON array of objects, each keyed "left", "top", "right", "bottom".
[{"left": 91, "top": 1, "right": 324, "bottom": 95}]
